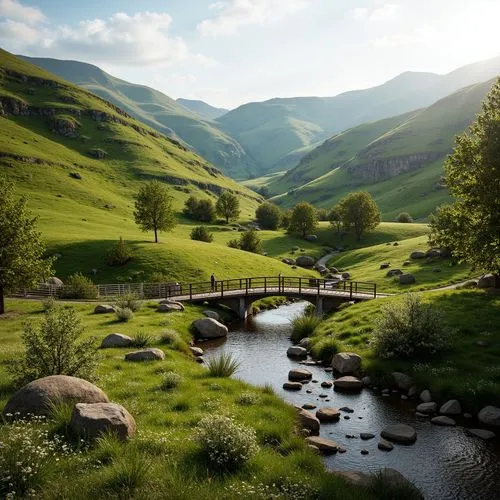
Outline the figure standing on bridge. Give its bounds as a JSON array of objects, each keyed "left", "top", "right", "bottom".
[{"left": 210, "top": 273, "right": 216, "bottom": 292}]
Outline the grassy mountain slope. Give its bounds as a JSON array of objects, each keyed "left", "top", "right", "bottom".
[
  {"left": 217, "top": 56, "right": 500, "bottom": 174},
  {"left": 20, "top": 56, "right": 257, "bottom": 179},
  {"left": 270, "top": 78, "right": 495, "bottom": 220},
  {"left": 0, "top": 49, "right": 311, "bottom": 283},
  {"left": 176, "top": 97, "right": 229, "bottom": 120}
]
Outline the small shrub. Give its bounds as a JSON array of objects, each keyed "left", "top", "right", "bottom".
[
  {"left": 160, "top": 372, "right": 183, "bottom": 390},
  {"left": 114, "top": 292, "right": 142, "bottom": 312},
  {"left": 237, "top": 392, "right": 261, "bottom": 406},
  {"left": 107, "top": 450, "right": 150, "bottom": 493},
  {"left": 159, "top": 329, "right": 181, "bottom": 345},
  {"left": 290, "top": 314, "right": 322, "bottom": 343},
  {"left": 206, "top": 352, "right": 240, "bottom": 377},
  {"left": 42, "top": 296, "right": 56, "bottom": 311},
  {"left": 370, "top": 293, "right": 453, "bottom": 359},
  {"left": 195, "top": 415, "right": 258, "bottom": 470},
  {"left": 227, "top": 238, "right": 240, "bottom": 249},
  {"left": 396, "top": 212, "right": 413, "bottom": 223},
  {"left": 310, "top": 336, "right": 339, "bottom": 363},
  {"left": 132, "top": 331, "right": 152, "bottom": 348},
  {"left": 106, "top": 237, "right": 133, "bottom": 266},
  {"left": 95, "top": 433, "right": 123, "bottom": 465},
  {"left": 190, "top": 225, "right": 214, "bottom": 242},
  {"left": 115, "top": 307, "right": 134, "bottom": 322},
  {"left": 60, "top": 273, "right": 98, "bottom": 299},
  {"left": 12, "top": 305, "right": 98, "bottom": 385},
  {"left": 262, "top": 383, "right": 275, "bottom": 395}
]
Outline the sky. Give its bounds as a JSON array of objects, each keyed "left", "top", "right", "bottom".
[{"left": 1, "top": 0, "right": 499, "bottom": 109}]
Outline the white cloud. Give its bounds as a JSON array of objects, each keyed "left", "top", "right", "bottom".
[
  {"left": 198, "top": 0, "right": 310, "bottom": 37},
  {"left": 373, "top": 25, "right": 435, "bottom": 47},
  {"left": 351, "top": 3, "right": 400, "bottom": 22},
  {"left": 0, "top": 0, "right": 44, "bottom": 25},
  {"left": 352, "top": 7, "right": 368, "bottom": 20},
  {"left": 0, "top": 10, "right": 216, "bottom": 68}
]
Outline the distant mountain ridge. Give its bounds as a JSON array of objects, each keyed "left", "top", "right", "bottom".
[
  {"left": 19, "top": 55, "right": 258, "bottom": 179},
  {"left": 176, "top": 98, "right": 229, "bottom": 120}
]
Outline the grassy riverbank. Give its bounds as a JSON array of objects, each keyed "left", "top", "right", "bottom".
[
  {"left": 0, "top": 298, "right": 378, "bottom": 499},
  {"left": 310, "top": 289, "right": 500, "bottom": 410}
]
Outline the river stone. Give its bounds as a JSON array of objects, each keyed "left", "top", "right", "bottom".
[
  {"left": 3, "top": 375, "right": 109, "bottom": 418},
  {"left": 298, "top": 337, "right": 311, "bottom": 349},
  {"left": 189, "top": 346, "right": 204, "bottom": 357},
  {"left": 378, "top": 439, "right": 394, "bottom": 451},
  {"left": 332, "top": 352, "right": 361, "bottom": 374},
  {"left": 440, "top": 400, "right": 462, "bottom": 416},
  {"left": 100, "top": 333, "right": 134, "bottom": 349},
  {"left": 360, "top": 433, "right": 375, "bottom": 440},
  {"left": 386, "top": 269, "right": 403, "bottom": 277},
  {"left": 321, "top": 380, "right": 333, "bottom": 388},
  {"left": 125, "top": 348, "right": 165, "bottom": 361},
  {"left": 399, "top": 273, "right": 416, "bottom": 285},
  {"left": 305, "top": 234, "right": 318, "bottom": 242},
  {"left": 420, "top": 389, "right": 432, "bottom": 402},
  {"left": 203, "top": 310, "right": 220, "bottom": 321},
  {"left": 416, "top": 402, "right": 437, "bottom": 414},
  {"left": 380, "top": 263, "right": 390, "bottom": 269},
  {"left": 431, "top": 416, "right": 456, "bottom": 426},
  {"left": 298, "top": 409, "right": 320, "bottom": 435},
  {"left": 283, "top": 382, "right": 302, "bottom": 391},
  {"left": 94, "top": 304, "right": 115, "bottom": 314},
  {"left": 192, "top": 318, "right": 228, "bottom": 339},
  {"left": 381, "top": 424, "right": 417, "bottom": 444},
  {"left": 296, "top": 255, "right": 315, "bottom": 268},
  {"left": 287, "top": 346, "right": 308, "bottom": 358},
  {"left": 305, "top": 436, "right": 339, "bottom": 454},
  {"left": 467, "top": 428, "right": 496, "bottom": 440},
  {"left": 158, "top": 302, "right": 184, "bottom": 312},
  {"left": 478, "top": 406, "right": 500, "bottom": 426},
  {"left": 334, "top": 376, "right": 363, "bottom": 391},
  {"left": 477, "top": 274, "right": 496, "bottom": 289},
  {"left": 289, "top": 368, "right": 312, "bottom": 381},
  {"left": 47, "top": 276, "right": 64, "bottom": 287},
  {"left": 410, "top": 251, "right": 426, "bottom": 259},
  {"left": 416, "top": 412, "right": 429, "bottom": 418},
  {"left": 302, "top": 403, "right": 316, "bottom": 410},
  {"left": 361, "top": 376, "right": 371, "bottom": 386},
  {"left": 316, "top": 408, "right": 341, "bottom": 422},
  {"left": 70, "top": 402, "right": 136, "bottom": 441},
  {"left": 392, "top": 372, "right": 413, "bottom": 391}
]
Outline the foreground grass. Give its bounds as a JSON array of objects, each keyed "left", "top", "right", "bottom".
[
  {"left": 0, "top": 299, "right": 371, "bottom": 499},
  {"left": 310, "top": 290, "right": 500, "bottom": 410}
]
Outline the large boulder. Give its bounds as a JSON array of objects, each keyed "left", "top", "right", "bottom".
[
  {"left": 288, "top": 368, "right": 312, "bottom": 381},
  {"left": 332, "top": 352, "right": 361, "bottom": 374},
  {"left": 101, "top": 333, "right": 134, "bottom": 349},
  {"left": 3, "top": 375, "right": 109, "bottom": 418},
  {"left": 420, "top": 389, "right": 432, "bottom": 402},
  {"left": 189, "top": 346, "right": 204, "bottom": 357},
  {"left": 70, "top": 402, "right": 136, "bottom": 441},
  {"left": 440, "top": 400, "right": 462, "bottom": 416},
  {"left": 431, "top": 416, "right": 456, "bottom": 426},
  {"left": 305, "top": 234, "right": 318, "bottom": 242},
  {"left": 46, "top": 276, "right": 64, "bottom": 287},
  {"left": 125, "top": 348, "right": 165, "bottom": 362},
  {"left": 282, "top": 258, "right": 295, "bottom": 265},
  {"left": 287, "top": 346, "right": 308, "bottom": 358},
  {"left": 410, "top": 251, "right": 426, "bottom": 260},
  {"left": 386, "top": 269, "right": 403, "bottom": 277},
  {"left": 298, "top": 409, "right": 320, "bottom": 435},
  {"left": 305, "top": 436, "right": 339, "bottom": 454},
  {"left": 316, "top": 408, "right": 340, "bottom": 422},
  {"left": 416, "top": 402, "right": 437, "bottom": 414},
  {"left": 296, "top": 255, "right": 315, "bottom": 268},
  {"left": 333, "top": 376, "right": 363, "bottom": 391},
  {"left": 392, "top": 372, "right": 413, "bottom": 392},
  {"left": 158, "top": 302, "right": 184, "bottom": 312},
  {"left": 203, "top": 310, "right": 220, "bottom": 321},
  {"left": 283, "top": 382, "right": 302, "bottom": 391},
  {"left": 477, "top": 274, "right": 496, "bottom": 289},
  {"left": 478, "top": 406, "right": 500, "bottom": 426},
  {"left": 399, "top": 273, "right": 416, "bottom": 285},
  {"left": 426, "top": 248, "right": 441, "bottom": 258},
  {"left": 381, "top": 423, "right": 417, "bottom": 444},
  {"left": 94, "top": 304, "right": 115, "bottom": 314},
  {"left": 192, "top": 318, "right": 228, "bottom": 339}
]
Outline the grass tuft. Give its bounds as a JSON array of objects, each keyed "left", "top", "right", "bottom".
[{"left": 206, "top": 352, "right": 240, "bottom": 377}]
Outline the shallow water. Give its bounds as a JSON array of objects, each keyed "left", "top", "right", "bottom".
[{"left": 200, "top": 302, "right": 500, "bottom": 500}]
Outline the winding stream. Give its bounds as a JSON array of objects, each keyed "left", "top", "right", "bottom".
[{"left": 200, "top": 302, "right": 500, "bottom": 500}]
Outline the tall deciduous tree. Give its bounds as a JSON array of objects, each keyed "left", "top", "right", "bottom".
[
  {"left": 255, "top": 201, "right": 282, "bottom": 229},
  {"left": 288, "top": 202, "right": 318, "bottom": 238},
  {"left": 0, "top": 176, "right": 52, "bottom": 315},
  {"left": 430, "top": 78, "right": 500, "bottom": 287},
  {"left": 328, "top": 204, "right": 342, "bottom": 233},
  {"left": 216, "top": 191, "right": 240, "bottom": 223},
  {"left": 134, "top": 181, "right": 176, "bottom": 243},
  {"left": 337, "top": 192, "right": 380, "bottom": 241}
]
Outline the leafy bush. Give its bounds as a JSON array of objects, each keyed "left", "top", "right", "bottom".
[
  {"left": 115, "top": 307, "right": 134, "bottom": 322},
  {"left": 206, "top": 352, "right": 240, "bottom": 377},
  {"left": 158, "top": 329, "right": 186, "bottom": 352},
  {"left": 190, "top": 226, "right": 214, "bottom": 242},
  {"left": 132, "top": 331, "right": 152, "bottom": 348},
  {"left": 310, "top": 336, "right": 339, "bottom": 364},
  {"left": 114, "top": 292, "right": 142, "bottom": 312},
  {"left": 106, "top": 237, "right": 133, "bottom": 266},
  {"left": 227, "top": 229, "right": 262, "bottom": 253},
  {"left": 290, "top": 314, "right": 322, "bottom": 343},
  {"left": 183, "top": 196, "right": 216, "bottom": 222},
  {"left": 195, "top": 415, "right": 258, "bottom": 470},
  {"left": 13, "top": 305, "right": 98, "bottom": 385},
  {"left": 227, "top": 238, "right": 240, "bottom": 249},
  {"left": 255, "top": 201, "right": 282, "bottom": 229},
  {"left": 370, "top": 293, "right": 453, "bottom": 359},
  {"left": 60, "top": 273, "right": 98, "bottom": 299},
  {"left": 396, "top": 212, "right": 413, "bottom": 223},
  {"left": 42, "top": 296, "right": 56, "bottom": 311},
  {"left": 160, "top": 372, "right": 183, "bottom": 390},
  {"left": 237, "top": 392, "right": 261, "bottom": 406}
]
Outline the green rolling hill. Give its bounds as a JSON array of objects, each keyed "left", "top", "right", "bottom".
[
  {"left": 268, "top": 78, "right": 496, "bottom": 221},
  {"left": 0, "top": 48, "right": 313, "bottom": 284},
  {"left": 176, "top": 98, "right": 229, "bottom": 120},
  {"left": 20, "top": 55, "right": 257, "bottom": 179},
  {"left": 217, "top": 56, "right": 500, "bottom": 174}
]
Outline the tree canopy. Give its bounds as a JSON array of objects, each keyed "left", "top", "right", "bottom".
[
  {"left": 430, "top": 78, "right": 500, "bottom": 286},
  {"left": 183, "top": 196, "right": 216, "bottom": 222},
  {"left": 216, "top": 191, "right": 240, "bottom": 223},
  {"left": 0, "top": 176, "right": 52, "bottom": 314},
  {"left": 288, "top": 202, "right": 318, "bottom": 238},
  {"left": 337, "top": 191, "right": 380, "bottom": 241},
  {"left": 255, "top": 201, "right": 282, "bottom": 229},
  {"left": 134, "top": 181, "right": 177, "bottom": 243}
]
